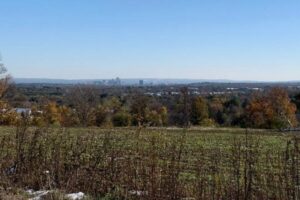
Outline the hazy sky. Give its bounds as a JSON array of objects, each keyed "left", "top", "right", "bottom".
[{"left": 1, "top": 0, "right": 300, "bottom": 81}]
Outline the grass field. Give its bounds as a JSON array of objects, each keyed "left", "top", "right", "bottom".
[{"left": 0, "top": 126, "right": 299, "bottom": 199}]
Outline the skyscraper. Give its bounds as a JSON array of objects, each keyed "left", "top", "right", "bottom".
[{"left": 139, "top": 80, "right": 144, "bottom": 86}]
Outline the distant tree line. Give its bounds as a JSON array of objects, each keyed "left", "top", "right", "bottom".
[{"left": 0, "top": 81, "right": 299, "bottom": 129}]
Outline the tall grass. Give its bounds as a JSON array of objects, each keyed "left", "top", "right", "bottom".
[{"left": 0, "top": 124, "right": 299, "bottom": 199}]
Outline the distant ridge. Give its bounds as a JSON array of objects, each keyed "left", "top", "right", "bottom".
[
  {"left": 13, "top": 78, "right": 300, "bottom": 85},
  {"left": 14, "top": 78, "right": 89, "bottom": 84}
]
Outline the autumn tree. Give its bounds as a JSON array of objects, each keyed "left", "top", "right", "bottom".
[
  {"left": 147, "top": 106, "right": 168, "bottom": 126},
  {"left": 0, "top": 101, "right": 18, "bottom": 125},
  {"left": 0, "top": 76, "right": 18, "bottom": 125},
  {"left": 43, "top": 102, "right": 61, "bottom": 126},
  {"left": 98, "top": 97, "right": 123, "bottom": 127},
  {"left": 246, "top": 88, "right": 298, "bottom": 129},
  {"left": 208, "top": 96, "right": 225, "bottom": 125},
  {"left": 104, "top": 96, "right": 122, "bottom": 114},
  {"left": 190, "top": 96, "right": 209, "bottom": 125},
  {"left": 94, "top": 105, "right": 108, "bottom": 127},
  {"left": 159, "top": 106, "right": 168, "bottom": 126},
  {"left": 31, "top": 106, "right": 45, "bottom": 126},
  {"left": 130, "top": 94, "right": 149, "bottom": 127}
]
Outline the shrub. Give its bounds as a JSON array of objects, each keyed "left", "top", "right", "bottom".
[{"left": 112, "top": 112, "right": 131, "bottom": 127}]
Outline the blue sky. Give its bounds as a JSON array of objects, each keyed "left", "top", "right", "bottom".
[{"left": 1, "top": 0, "right": 300, "bottom": 81}]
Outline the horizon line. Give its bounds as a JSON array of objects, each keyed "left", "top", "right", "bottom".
[{"left": 12, "top": 77, "right": 300, "bottom": 83}]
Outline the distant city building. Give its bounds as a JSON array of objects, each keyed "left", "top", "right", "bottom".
[
  {"left": 94, "top": 77, "right": 122, "bottom": 86},
  {"left": 115, "top": 77, "right": 121, "bottom": 86},
  {"left": 139, "top": 80, "right": 144, "bottom": 86}
]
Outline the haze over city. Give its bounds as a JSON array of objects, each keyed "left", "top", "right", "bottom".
[{"left": 1, "top": 0, "right": 300, "bottom": 81}]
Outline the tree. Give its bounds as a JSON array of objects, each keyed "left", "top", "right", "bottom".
[
  {"left": 190, "top": 96, "right": 209, "bottom": 125},
  {"left": 59, "top": 105, "right": 79, "bottom": 127},
  {"left": 31, "top": 106, "right": 45, "bottom": 126},
  {"left": 159, "top": 106, "right": 168, "bottom": 126},
  {"left": 223, "top": 97, "right": 245, "bottom": 126},
  {"left": 0, "top": 76, "right": 18, "bottom": 125},
  {"left": 104, "top": 96, "right": 122, "bottom": 114},
  {"left": 292, "top": 93, "right": 300, "bottom": 113},
  {"left": 0, "top": 76, "right": 12, "bottom": 99},
  {"left": 208, "top": 97, "right": 224, "bottom": 125},
  {"left": 246, "top": 88, "right": 298, "bottom": 129},
  {"left": 0, "top": 101, "right": 18, "bottom": 125},
  {"left": 112, "top": 111, "right": 131, "bottom": 127},
  {"left": 94, "top": 105, "right": 108, "bottom": 127},
  {"left": 101, "top": 97, "right": 123, "bottom": 127},
  {"left": 66, "top": 85, "right": 99, "bottom": 126},
  {"left": 43, "top": 102, "right": 61, "bottom": 125},
  {"left": 130, "top": 94, "right": 149, "bottom": 127},
  {"left": 181, "top": 87, "right": 191, "bottom": 128},
  {"left": 168, "top": 88, "right": 191, "bottom": 127},
  {"left": 147, "top": 99, "right": 168, "bottom": 126}
]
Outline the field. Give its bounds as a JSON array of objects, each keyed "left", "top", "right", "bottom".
[{"left": 0, "top": 126, "right": 299, "bottom": 199}]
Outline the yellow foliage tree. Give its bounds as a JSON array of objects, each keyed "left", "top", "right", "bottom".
[{"left": 43, "top": 102, "right": 61, "bottom": 126}]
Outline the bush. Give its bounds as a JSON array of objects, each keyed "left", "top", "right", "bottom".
[{"left": 112, "top": 112, "right": 131, "bottom": 127}]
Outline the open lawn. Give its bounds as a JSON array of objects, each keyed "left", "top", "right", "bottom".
[{"left": 0, "top": 126, "right": 299, "bottom": 199}]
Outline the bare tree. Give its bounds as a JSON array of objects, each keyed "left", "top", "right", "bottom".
[
  {"left": 181, "top": 87, "right": 191, "bottom": 128},
  {"left": 0, "top": 75, "right": 12, "bottom": 100},
  {"left": 65, "top": 85, "right": 100, "bottom": 126}
]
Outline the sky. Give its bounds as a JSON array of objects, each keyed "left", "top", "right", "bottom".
[{"left": 1, "top": 0, "right": 300, "bottom": 81}]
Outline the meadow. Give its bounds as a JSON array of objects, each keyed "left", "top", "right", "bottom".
[{"left": 0, "top": 126, "right": 299, "bottom": 199}]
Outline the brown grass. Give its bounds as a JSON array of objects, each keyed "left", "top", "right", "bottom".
[{"left": 0, "top": 124, "right": 299, "bottom": 199}]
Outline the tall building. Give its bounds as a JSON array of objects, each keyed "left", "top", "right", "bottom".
[
  {"left": 139, "top": 80, "right": 144, "bottom": 86},
  {"left": 115, "top": 77, "right": 121, "bottom": 86}
]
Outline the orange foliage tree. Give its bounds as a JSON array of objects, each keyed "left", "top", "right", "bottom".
[{"left": 246, "top": 88, "right": 298, "bottom": 129}]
